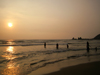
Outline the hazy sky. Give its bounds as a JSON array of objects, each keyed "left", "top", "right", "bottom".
[{"left": 0, "top": 0, "right": 100, "bottom": 39}]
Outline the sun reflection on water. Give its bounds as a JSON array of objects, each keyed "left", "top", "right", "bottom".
[
  {"left": 2, "top": 46, "right": 16, "bottom": 60},
  {"left": 7, "top": 61, "right": 19, "bottom": 69},
  {"left": 1, "top": 46, "right": 20, "bottom": 75},
  {"left": 7, "top": 46, "right": 14, "bottom": 53},
  {"left": 1, "top": 61, "right": 19, "bottom": 75}
]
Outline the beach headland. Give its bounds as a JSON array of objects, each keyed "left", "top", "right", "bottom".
[
  {"left": 72, "top": 34, "right": 100, "bottom": 40},
  {"left": 45, "top": 61, "right": 100, "bottom": 75}
]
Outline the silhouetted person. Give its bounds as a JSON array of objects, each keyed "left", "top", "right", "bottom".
[
  {"left": 56, "top": 43, "right": 59, "bottom": 49},
  {"left": 67, "top": 44, "right": 69, "bottom": 49},
  {"left": 87, "top": 41, "right": 90, "bottom": 53},
  {"left": 95, "top": 47, "right": 97, "bottom": 52},
  {"left": 44, "top": 42, "right": 46, "bottom": 48}
]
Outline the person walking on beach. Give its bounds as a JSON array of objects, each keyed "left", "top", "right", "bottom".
[
  {"left": 56, "top": 43, "right": 59, "bottom": 49},
  {"left": 87, "top": 41, "right": 90, "bottom": 53},
  {"left": 44, "top": 42, "right": 46, "bottom": 48},
  {"left": 67, "top": 44, "right": 69, "bottom": 49}
]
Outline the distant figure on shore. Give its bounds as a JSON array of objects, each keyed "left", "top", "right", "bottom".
[
  {"left": 87, "top": 41, "right": 90, "bottom": 53},
  {"left": 56, "top": 43, "right": 59, "bottom": 49},
  {"left": 95, "top": 47, "right": 97, "bottom": 52},
  {"left": 67, "top": 44, "right": 69, "bottom": 49},
  {"left": 44, "top": 42, "right": 46, "bottom": 48}
]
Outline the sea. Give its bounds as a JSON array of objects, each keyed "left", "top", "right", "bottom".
[{"left": 0, "top": 39, "right": 100, "bottom": 75}]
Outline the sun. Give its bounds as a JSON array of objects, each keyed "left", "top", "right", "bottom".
[{"left": 8, "top": 23, "right": 13, "bottom": 27}]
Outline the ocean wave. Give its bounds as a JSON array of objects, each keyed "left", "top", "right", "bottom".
[
  {"left": 0, "top": 59, "right": 10, "bottom": 64},
  {"left": 30, "top": 60, "right": 47, "bottom": 65},
  {"left": 29, "top": 52, "right": 100, "bottom": 73}
]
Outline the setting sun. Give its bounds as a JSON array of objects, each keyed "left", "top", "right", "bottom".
[{"left": 8, "top": 23, "right": 13, "bottom": 27}]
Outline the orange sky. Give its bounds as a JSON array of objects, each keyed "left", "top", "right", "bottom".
[{"left": 0, "top": 0, "right": 100, "bottom": 39}]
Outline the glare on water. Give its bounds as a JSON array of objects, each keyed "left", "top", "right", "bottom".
[
  {"left": 1, "top": 46, "right": 20, "bottom": 75},
  {"left": 7, "top": 46, "right": 14, "bottom": 53}
]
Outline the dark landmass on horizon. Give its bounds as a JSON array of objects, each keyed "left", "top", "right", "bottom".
[{"left": 72, "top": 34, "right": 100, "bottom": 40}]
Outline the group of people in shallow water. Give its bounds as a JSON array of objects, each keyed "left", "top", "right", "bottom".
[
  {"left": 44, "top": 42, "right": 69, "bottom": 49},
  {"left": 44, "top": 42, "right": 98, "bottom": 53}
]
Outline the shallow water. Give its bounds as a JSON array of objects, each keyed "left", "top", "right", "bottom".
[{"left": 0, "top": 39, "right": 100, "bottom": 75}]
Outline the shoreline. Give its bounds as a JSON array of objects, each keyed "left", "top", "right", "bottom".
[
  {"left": 28, "top": 55, "right": 100, "bottom": 75},
  {"left": 45, "top": 61, "right": 100, "bottom": 75}
]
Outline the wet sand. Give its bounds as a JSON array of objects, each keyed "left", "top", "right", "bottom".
[{"left": 45, "top": 61, "right": 100, "bottom": 75}]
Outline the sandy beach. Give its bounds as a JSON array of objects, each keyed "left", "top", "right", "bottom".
[
  {"left": 28, "top": 55, "right": 100, "bottom": 75},
  {"left": 45, "top": 61, "right": 100, "bottom": 75}
]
